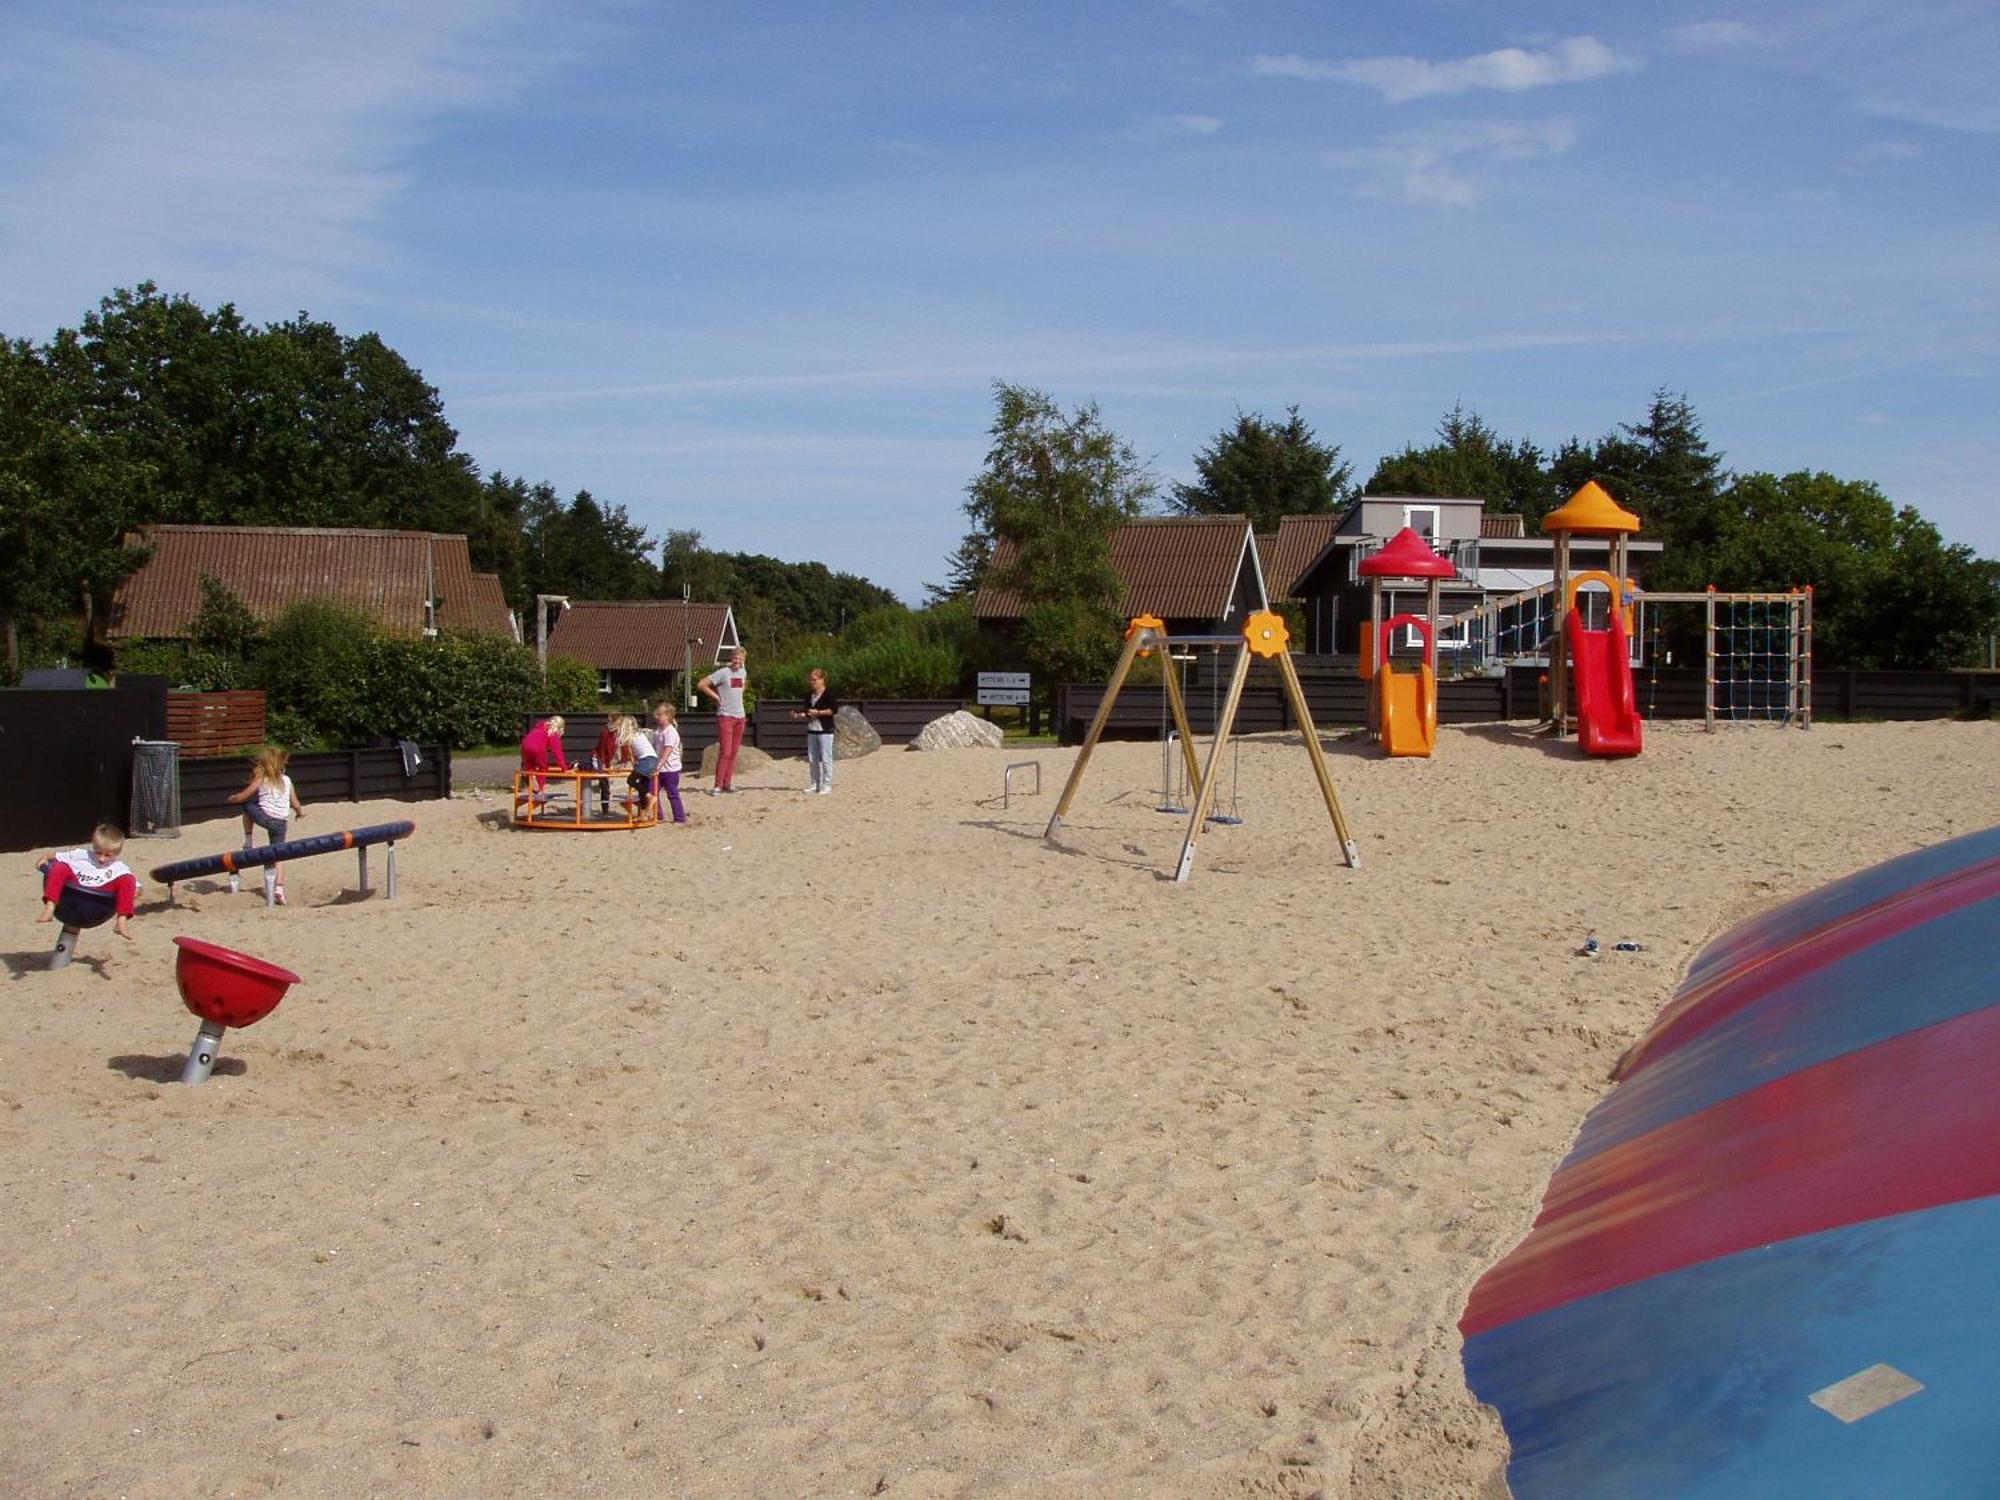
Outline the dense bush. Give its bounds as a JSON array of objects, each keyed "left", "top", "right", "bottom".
[
  {"left": 762, "top": 602, "right": 975, "bottom": 699},
  {"left": 247, "top": 601, "right": 592, "bottom": 748},
  {"left": 254, "top": 601, "right": 381, "bottom": 743},
  {"left": 541, "top": 655, "right": 602, "bottom": 717}
]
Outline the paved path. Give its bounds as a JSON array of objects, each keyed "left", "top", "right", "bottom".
[{"left": 452, "top": 754, "right": 522, "bottom": 788}]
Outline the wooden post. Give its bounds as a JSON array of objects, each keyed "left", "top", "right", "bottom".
[
  {"left": 1273, "top": 648, "right": 1359, "bottom": 868},
  {"left": 1550, "top": 534, "right": 1571, "bottom": 735},
  {"left": 1046, "top": 622, "right": 1152, "bottom": 839},
  {"left": 1704, "top": 588, "right": 1717, "bottom": 731},
  {"left": 1366, "top": 581, "right": 1383, "bottom": 735},
  {"left": 1800, "top": 587, "right": 1814, "bottom": 729}
]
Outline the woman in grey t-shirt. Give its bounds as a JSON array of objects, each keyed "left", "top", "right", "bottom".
[{"left": 698, "top": 647, "right": 748, "bottom": 792}]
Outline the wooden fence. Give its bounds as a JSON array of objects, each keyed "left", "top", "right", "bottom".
[
  {"left": 525, "top": 699, "right": 967, "bottom": 763},
  {"left": 166, "top": 690, "right": 267, "bottom": 756},
  {"left": 180, "top": 745, "right": 452, "bottom": 827},
  {"left": 751, "top": 698, "right": 967, "bottom": 756},
  {"left": 1058, "top": 664, "right": 1998, "bottom": 742}
]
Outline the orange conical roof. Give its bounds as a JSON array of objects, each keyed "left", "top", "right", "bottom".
[
  {"left": 1357, "top": 525, "right": 1456, "bottom": 579},
  {"left": 1542, "top": 480, "right": 1641, "bottom": 535}
]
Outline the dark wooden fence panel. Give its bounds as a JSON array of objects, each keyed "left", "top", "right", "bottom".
[
  {"left": 0, "top": 680, "right": 169, "bottom": 849},
  {"left": 180, "top": 745, "right": 451, "bottom": 828},
  {"left": 1821, "top": 669, "right": 1996, "bottom": 719},
  {"left": 1493, "top": 665, "right": 2000, "bottom": 721},
  {"left": 753, "top": 699, "right": 967, "bottom": 756},
  {"left": 1065, "top": 665, "right": 1999, "bottom": 741},
  {"left": 166, "top": 690, "right": 267, "bottom": 756}
]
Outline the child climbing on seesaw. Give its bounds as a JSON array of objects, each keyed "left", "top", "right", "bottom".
[
  {"left": 37, "top": 823, "right": 140, "bottom": 941},
  {"left": 227, "top": 746, "right": 305, "bottom": 904}
]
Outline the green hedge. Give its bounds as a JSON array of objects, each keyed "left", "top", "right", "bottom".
[
  {"left": 762, "top": 601, "right": 980, "bottom": 699},
  {"left": 162, "top": 600, "right": 601, "bottom": 749}
]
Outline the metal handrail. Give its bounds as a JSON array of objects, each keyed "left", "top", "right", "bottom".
[{"left": 1002, "top": 760, "right": 1041, "bottom": 810}]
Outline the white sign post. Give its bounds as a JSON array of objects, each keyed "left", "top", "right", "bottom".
[{"left": 977, "top": 671, "right": 1031, "bottom": 707}]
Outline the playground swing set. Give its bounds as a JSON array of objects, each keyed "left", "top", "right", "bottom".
[
  {"left": 1152, "top": 644, "right": 1243, "bottom": 824},
  {"left": 1046, "top": 610, "right": 1360, "bottom": 883}
]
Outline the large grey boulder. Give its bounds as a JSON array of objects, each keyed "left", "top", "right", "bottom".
[
  {"left": 698, "top": 741, "right": 775, "bottom": 780},
  {"left": 910, "top": 709, "right": 1006, "bottom": 751},
  {"left": 832, "top": 705, "right": 882, "bottom": 760}
]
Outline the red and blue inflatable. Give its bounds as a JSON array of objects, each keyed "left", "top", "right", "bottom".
[{"left": 1462, "top": 823, "right": 2000, "bottom": 1497}]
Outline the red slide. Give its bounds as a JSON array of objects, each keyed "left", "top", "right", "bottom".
[{"left": 1565, "top": 609, "right": 1643, "bottom": 757}]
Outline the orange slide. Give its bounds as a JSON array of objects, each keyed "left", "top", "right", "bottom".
[
  {"left": 1379, "top": 661, "right": 1437, "bottom": 757},
  {"left": 1565, "top": 609, "right": 1643, "bottom": 757}
]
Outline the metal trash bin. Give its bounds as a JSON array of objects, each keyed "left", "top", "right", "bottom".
[{"left": 130, "top": 738, "right": 182, "bottom": 838}]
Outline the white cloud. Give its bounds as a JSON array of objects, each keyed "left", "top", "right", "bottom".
[
  {"left": 1666, "top": 20, "right": 1773, "bottom": 55},
  {"left": 1850, "top": 140, "right": 1925, "bottom": 165},
  {"left": 1664, "top": 6, "right": 2000, "bottom": 136},
  {"left": 0, "top": 1, "right": 595, "bottom": 333},
  {"left": 1250, "top": 37, "right": 1639, "bottom": 102},
  {"left": 1326, "top": 119, "right": 1580, "bottom": 207},
  {"left": 1125, "top": 112, "right": 1225, "bottom": 140}
]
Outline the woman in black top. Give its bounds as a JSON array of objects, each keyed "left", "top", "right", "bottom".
[{"left": 794, "top": 667, "right": 838, "bottom": 794}]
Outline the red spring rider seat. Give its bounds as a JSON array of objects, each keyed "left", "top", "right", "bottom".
[{"left": 173, "top": 936, "right": 301, "bottom": 1084}]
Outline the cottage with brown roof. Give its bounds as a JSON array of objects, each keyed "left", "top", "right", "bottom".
[
  {"left": 973, "top": 515, "right": 1268, "bottom": 637},
  {"left": 1258, "top": 513, "right": 1341, "bottom": 600},
  {"left": 544, "top": 599, "right": 740, "bottom": 699},
  {"left": 109, "top": 525, "right": 516, "bottom": 642}
]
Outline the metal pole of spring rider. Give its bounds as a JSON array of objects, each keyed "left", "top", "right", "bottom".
[
  {"left": 50, "top": 925, "right": 84, "bottom": 969},
  {"left": 181, "top": 1020, "right": 227, "bottom": 1084}
]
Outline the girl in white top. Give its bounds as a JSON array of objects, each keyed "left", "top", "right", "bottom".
[
  {"left": 651, "top": 700, "right": 688, "bottom": 824},
  {"left": 228, "top": 745, "right": 305, "bottom": 902},
  {"left": 614, "top": 715, "right": 661, "bottom": 820}
]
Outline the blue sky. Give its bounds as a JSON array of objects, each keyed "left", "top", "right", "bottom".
[{"left": 3, "top": 1, "right": 1995, "bottom": 602}]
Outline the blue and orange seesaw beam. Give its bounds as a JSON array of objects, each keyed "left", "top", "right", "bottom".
[{"left": 152, "top": 820, "right": 414, "bottom": 908}]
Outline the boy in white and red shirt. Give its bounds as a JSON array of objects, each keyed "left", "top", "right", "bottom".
[{"left": 38, "top": 823, "right": 140, "bottom": 941}]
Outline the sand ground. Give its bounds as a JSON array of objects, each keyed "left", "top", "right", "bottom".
[{"left": 5, "top": 720, "right": 1997, "bottom": 1498}]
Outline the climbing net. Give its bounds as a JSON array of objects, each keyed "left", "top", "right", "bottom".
[{"left": 1637, "top": 589, "right": 1813, "bottom": 728}]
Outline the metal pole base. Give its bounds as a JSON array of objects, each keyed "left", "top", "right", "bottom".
[
  {"left": 181, "top": 1020, "right": 227, "bottom": 1084},
  {"left": 50, "top": 926, "right": 81, "bottom": 970}
]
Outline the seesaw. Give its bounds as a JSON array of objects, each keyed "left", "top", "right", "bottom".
[{"left": 152, "top": 820, "right": 415, "bottom": 908}]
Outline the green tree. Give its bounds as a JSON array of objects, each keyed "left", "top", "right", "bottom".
[
  {"left": 1713, "top": 471, "right": 1999, "bottom": 668},
  {"left": 1366, "top": 404, "right": 1553, "bottom": 515},
  {"left": 518, "top": 486, "right": 655, "bottom": 601},
  {"left": 1552, "top": 390, "right": 1728, "bottom": 585},
  {"left": 657, "top": 528, "right": 739, "bottom": 606},
  {"left": 924, "top": 531, "right": 994, "bottom": 605},
  {"left": 39, "top": 285, "right": 484, "bottom": 534},
  {"left": 1172, "top": 406, "right": 1351, "bottom": 529},
  {"left": 963, "top": 383, "right": 1154, "bottom": 692},
  {"left": 0, "top": 335, "right": 153, "bottom": 670}
]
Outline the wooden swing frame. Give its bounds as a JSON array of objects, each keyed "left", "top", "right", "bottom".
[{"left": 1045, "top": 611, "right": 1360, "bottom": 883}]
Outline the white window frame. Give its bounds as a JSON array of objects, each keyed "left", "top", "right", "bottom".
[
  {"left": 1402, "top": 503, "right": 1440, "bottom": 540},
  {"left": 597, "top": 670, "right": 614, "bottom": 699}
]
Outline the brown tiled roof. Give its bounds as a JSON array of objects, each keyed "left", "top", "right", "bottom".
[
  {"left": 1261, "top": 514, "right": 1341, "bottom": 598},
  {"left": 1480, "top": 513, "right": 1527, "bottom": 539},
  {"left": 545, "top": 600, "right": 737, "bottom": 671},
  {"left": 974, "top": 516, "right": 1261, "bottom": 622},
  {"left": 108, "top": 525, "right": 515, "bottom": 640}
]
